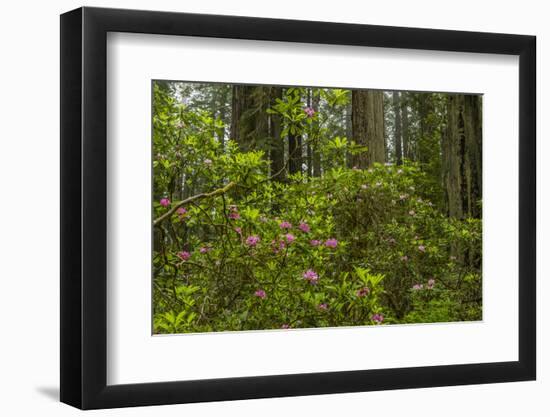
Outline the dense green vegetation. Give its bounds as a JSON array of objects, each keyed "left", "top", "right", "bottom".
[{"left": 152, "top": 82, "right": 482, "bottom": 334}]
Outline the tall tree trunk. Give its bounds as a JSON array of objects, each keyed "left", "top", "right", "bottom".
[
  {"left": 442, "top": 94, "right": 482, "bottom": 219},
  {"left": 269, "top": 87, "right": 285, "bottom": 181},
  {"left": 287, "top": 89, "right": 303, "bottom": 175},
  {"left": 230, "top": 85, "right": 270, "bottom": 152},
  {"left": 400, "top": 93, "right": 410, "bottom": 160},
  {"left": 418, "top": 94, "right": 435, "bottom": 164},
  {"left": 351, "top": 90, "right": 385, "bottom": 167},
  {"left": 393, "top": 92, "right": 403, "bottom": 165},
  {"left": 312, "top": 91, "right": 322, "bottom": 176},
  {"left": 288, "top": 132, "right": 302, "bottom": 175},
  {"left": 306, "top": 89, "right": 313, "bottom": 177}
]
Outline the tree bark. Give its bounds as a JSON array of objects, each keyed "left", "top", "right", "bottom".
[
  {"left": 351, "top": 90, "right": 385, "bottom": 167},
  {"left": 400, "top": 93, "right": 410, "bottom": 160},
  {"left": 269, "top": 87, "right": 285, "bottom": 181},
  {"left": 312, "top": 91, "right": 322, "bottom": 176},
  {"left": 442, "top": 94, "right": 482, "bottom": 219},
  {"left": 230, "top": 85, "right": 269, "bottom": 152},
  {"left": 287, "top": 89, "right": 303, "bottom": 175},
  {"left": 393, "top": 92, "right": 403, "bottom": 165},
  {"left": 288, "top": 132, "right": 302, "bottom": 175}
]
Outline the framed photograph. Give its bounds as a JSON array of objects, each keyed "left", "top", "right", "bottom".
[{"left": 60, "top": 6, "right": 536, "bottom": 409}]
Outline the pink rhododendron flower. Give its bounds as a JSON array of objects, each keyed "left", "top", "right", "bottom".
[
  {"left": 401, "top": 255, "right": 409, "bottom": 262},
  {"left": 271, "top": 239, "right": 286, "bottom": 253},
  {"left": 254, "top": 289, "right": 266, "bottom": 299},
  {"left": 303, "top": 269, "right": 319, "bottom": 284},
  {"left": 177, "top": 251, "right": 191, "bottom": 261},
  {"left": 229, "top": 211, "right": 241, "bottom": 220},
  {"left": 418, "top": 245, "right": 426, "bottom": 252},
  {"left": 285, "top": 233, "right": 295, "bottom": 243},
  {"left": 318, "top": 303, "right": 328, "bottom": 311},
  {"left": 412, "top": 283, "right": 423, "bottom": 290},
  {"left": 281, "top": 323, "right": 291, "bottom": 329},
  {"left": 427, "top": 278, "right": 435, "bottom": 289},
  {"left": 159, "top": 198, "right": 170, "bottom": 207},
  {"left": 356, "top": 287, "right": 370, "bottom": 297},
  {"left": 199, "top": 247, "right": 210, "bottom": 254},
  {"left": 234, "top": 227, "right": 242, "bottom": 235},
  {"left": 310, "top": 239, "right": 321, "bottom": 246},
  {"left": 298, "top": 222, "right": 310, "bottom": 233},
  {"left": 371, "top": 313, "right": 384, "bottom": 324},
  {"left": 176, "top": 207, "right": 187, "bottom": 216},
  {"left": 245, "top": 235, "right": 260, "bottom": 247},
  {"left": 325, "top": 238, "right": 338, "bottom": 248},
  {"left": 304, "top": 106, "right": 315, "bottom": 118},
  {"left": 279, "top": 221, "right": 292, "bottom": 229}
]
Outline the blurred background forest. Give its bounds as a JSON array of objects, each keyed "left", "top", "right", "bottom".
[{"left": 152, "top": 81, "right": 482, "bottom": 334}]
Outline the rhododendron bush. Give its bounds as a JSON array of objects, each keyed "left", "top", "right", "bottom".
[{"left": 152, "top": 81, "right": 482, "bottom": 334}]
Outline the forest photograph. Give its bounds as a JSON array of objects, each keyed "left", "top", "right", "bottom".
[{"left": 152, "top": 81, "right": 482, "bottom": 334}]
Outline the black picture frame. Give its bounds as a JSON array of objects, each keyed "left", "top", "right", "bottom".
[{"left": 60, "top": 6, "right": 536, "bottom": 410}]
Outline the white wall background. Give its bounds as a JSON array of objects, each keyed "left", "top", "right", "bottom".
[{"left": 0, "top": 0, "right": 545, "bottom": 415}]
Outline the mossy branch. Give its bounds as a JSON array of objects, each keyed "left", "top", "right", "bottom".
[{"left": 153, "top": 181, "right": 236, "bottom": 227}]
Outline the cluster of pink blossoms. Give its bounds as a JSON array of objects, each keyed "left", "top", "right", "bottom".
[
  {"left": 228, "top": 205, "right": 240, "bottom": 220},
  {"left": 285, "top": 233, "right": 296, "bottom": 244},
  {"left": 298, "top": 222, "right": 310, "bottom": 233},
  {"left": 303, "top": 269, "right": 319, "bottom": 284},
  {"left": 177, "top": 251, "right": 191, "bottom": 261},
  {"left": 271, "top": 239, "right": 286, "bottom": 254},
  {"left": 309, "top": 239, "right": 321, "bottom": 246},
  {"left": 245, "top": 235, "right": 261, "bottom": 247},
  {"left": 303, "top": 106, "right": 315, "bottom": 118},
  {"left": 371, "top": 313, "right": 384, "bottom": 324},
  {"left": 356, "top": 287, "right": 370, "bottom": 297},
  {"left": 254, "top": 289, "right": 266, "bottom": 299},
  {"left": 413, "top": 279, "right": 435, "bottom": 291},
  {"left": 199, "top": 246, "right": 210, "bottom": 254},
  {"left": 325, "top": 238, "right": 338, "bottom": 248},
  {"left": 159, "top": 198, "right": 170, "bottom": 207},
  {"left": 318, "top": 303, "right": 328, "bottom": 311},
  {"left": 279, "top": 221, "right": 292, "bottom": 229}
]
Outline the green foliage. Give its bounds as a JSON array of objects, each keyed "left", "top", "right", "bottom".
[{"left": 152, "top": 83, "right": 482, "bottom": 334}]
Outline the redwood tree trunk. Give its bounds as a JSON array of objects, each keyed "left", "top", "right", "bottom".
[
  {"left": 442, "top": 94, "right": 482, "bottom": 219},
  {"left": 351, "top": 90, "right": 385, "bottom": 167},
  {"left": 312, "top": 91, "right": 322, "bottom": 176},
  {"left": 393, "top": 91, "right": 403, "bottom": 165},
  {"left": 269, "top": 87, "right": 285, "bottom": 181},
  {"left": 400, "top": 93, "right": 410, "bottom": 160}
]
